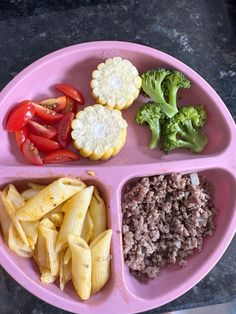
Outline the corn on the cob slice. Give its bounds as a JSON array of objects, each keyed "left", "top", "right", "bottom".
[
  {"left": 71, "top": 104, "right": 127, "bottom": 160},
  {"left": 91, "top": 56, "right": 141, "bottom": 110}
]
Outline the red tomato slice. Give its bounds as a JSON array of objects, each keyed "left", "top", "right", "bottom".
[
  {"left": 55, "top": 83, "right": 84, "bottom": 104},
  {"left": 22, "top": 139, "right": 43, "bottom": 166},
  {"left": 33, "top": 102, "right": 63, "bottom": 122},
  {"left": 15, "top": 125, "right": 29, "bottom": 151},
  {"left": 44, "top": 149, "right": 79, "bottom": 163},
  {"left": 6, "top": 100, "right": 35, "bottom": 132},
  {"left": 63, "top": 97, "right": 78, "bottom": 114},
  {"left": 28, "top": 120, "right": 57, "bottom": 139},
  {"left": 29, "top": 134, "right": 61, "bottom": 153},
  {"left": 57, "top": 112, "right": 74, "bottom": 148},
  {"left": 39, "top": 96, "right": 67, "bottom": 112}
]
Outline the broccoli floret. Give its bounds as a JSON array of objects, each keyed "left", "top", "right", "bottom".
[
  {"left": 163, "top": 70, "right": 190, "bottom": 110},
  {"left": 163, "top": 106, "right": 208, "bottom": 153},
  {"left": 141, "top": 69, "right": 190, "bottom": 119},
  {"left": 136, "top": 102, "right": 165, "bottom": 149}
]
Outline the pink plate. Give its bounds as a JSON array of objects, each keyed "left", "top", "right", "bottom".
[{"left": 0, "top": 41, "right": 236, "bottom": 314}]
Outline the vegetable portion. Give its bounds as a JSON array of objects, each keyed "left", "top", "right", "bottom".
[
  {"left": 5, "top": 83, "right": 84, "bottom": 165},
  {"left": 7, "top": 101, "right": 35, "bottom": 132},
  {"left": 55, "top": 83, "right": 84, "bottom": 104},
  {"left": 57, "top": 112, "right": 74, "bottom": 148},
  {"left": 91, "top": 56, "right": 141, "bottom": 110},
  {"left": 39, "top": 96, "right": 67, "bottom": 112},
  {"left": 136, "top": 102, "right": 165, "bottom": 149},
  {"left": 163, "top": 106, "right": 208, "bottom": 153},
  {"left": 22, "top": 139, "right": 43, "bottom": 166},
  {"left": 71, "top": 104, "right": 127, "bottom": 160},
  {"left": 141, "top": 69, "right": 190, "bottom": 118},
  {"left": 137, "top": 67, "right": 208, "bottom": 154},
  {"left": 29, "top": 135, "right": 61, "bottom": 153},
  {"left": 15, "top": 126, "right": 29, "bottom": 151},
  {"left": 44, "top": 149, "right": 79, "bottom": 163}
]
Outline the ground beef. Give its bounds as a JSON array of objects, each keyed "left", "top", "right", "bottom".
[{"left": 122, "top": 173, "right": 216, "bottom": 281}]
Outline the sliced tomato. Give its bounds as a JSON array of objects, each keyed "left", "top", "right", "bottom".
[
  {"left": 6, "top": 100, "right": 35, "bottom": 132},
  {"left": 44, "top": 149, "right": 79, "bottom": 163},
  {"left": 39, "top": 96, "right": 67, "bottom": 112},
  {"left": 57, "top": 112, "right": 74, "bottom": 148},
  {"left": 15, "top": 125, "right": 29, "bottom": 151},
  {"left": 55, "top": 83, "right": 84, "bottom": 104},
  {"left": 22, "top": 139, "right": 43, "bottom": 166},
  {"left": 29, "top": 134, "right": 61, "bottom": 153},
  {"left": 63, "top": 96, "right": 78, "bottom": 114},
  {"left": 28, "top": 120, "right": 57, "bottom": 139},
  {"left": 33, "top": 102, "right": 63, "bottom": 122}
]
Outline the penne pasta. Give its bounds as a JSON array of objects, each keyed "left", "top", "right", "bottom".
[
  {"left": 59, "top": 249, "right": 72, "bottom": 290},
  {"left": 89, "top": 187, "right": 107, "bottom": 242},
  {"left": 21, "top": 189, "right": 40, "bottom": 201},
  {"left": 44, "top": 203, "right": 64, "bottom": 220},
  {"left": 16, "top": 177, "right": 86, "bottom": 221},
  {"left": 1, "top": 186, "right": 29, "bottom": 247},
  {"left": 90, "top": 229, "right": 112, "bottom": 294},
  {"left": 34, "top": 230, "right": 50, "bottom": 269},
  {"left": 40, "top": 218, "right": 56, "bottom": 229},
  {"left": 81, "top": 210, "right": 94, "bottom": 243},
  {"left": 68, "top": 234, "right": 92, "bottom": 300},
  {"left": 50, "top": 212, "right": 64, "bottom": 228},
  {"left": 21, "top": 221, "right": 39, "bottom": 250},
  {"left": 63, "top": 246, "right": 72, "bottom": 265},
  {"left": 7, "top": 185, "right": 25, "bottom": 209},
  {"left": 8, "top": 223, "right": 33, "bottom": 258},
  {"left": 0, "top": 194, "right": 11, "bottom": 242},
  {"left": 0, "top": 178, "right": 111, "bottom": 300},
  {"left": 40, "top": 267, "right": 57, "bottom": 284},
  {"left": 27, "top": 183, "right": 46, "bottom": 190},
  {"left": 39, "top": 224, "right": 59, "bottom": 277},
  {"left": 56, "top": 186, "right": 94, "bottom": 253}
]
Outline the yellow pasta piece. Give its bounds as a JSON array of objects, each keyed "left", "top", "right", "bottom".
[
  {"left": 40, "top": 218, "right": 56, "bottom": 229},
  {"left": 39, "top": 225, "right": 59, "bottom": 277},
  {"left": 56, "top": 186, "right": 94, "bottom": 253},
  {"left": 68, "top": 234, "right": 92, "bottom": 300},
  {"left": 7, "top": 185, "right": 25, "bottom": 208},
  {"left": 27, "top": 183, "right": 46, "bottom": 190},
  {"left": 8, "top": 223, "right": 33, "bottom": 258},
  {"left": 1, "top": 186, "right": 29, "bottom": 247},
  {"left": 0, "top": 194, "right": 11, "bottom": 242},
  {"left": 59, "top": 250, "right": 72, "bottom": 290},
  {"left": 21, "top": 189, "right": 40, "bottom": 201},
  {"left": 34, "top": 230, "right": 50, "bottom": 269},
  {"left": 81, "top": 210, "right": 94, "bottom": 243},
  {"left": 21, "top": 221, "right": 39, "bottom": 249},
  {"left": 44, "top": 203, "right": 64, "bottom": 219},
  {"left": 16, "top": 177, "right": 86, "bottom": 221},
  {"left": 90, "top": 229, "right": 112, "bottom": 294},
  {"left": 40, "top": 267, "right": 57, "bottom": 284},
  {"left": 63, "top": 246, "right": 71, "bottom": 265},
  {"left": 89, "top": 187, "right": 107, "bottom": 242},
  {"left": 50, "top": 212, "right": 64, "bottom": 228}
]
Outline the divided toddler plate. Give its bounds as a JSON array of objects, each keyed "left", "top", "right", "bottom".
[{"left": 0, "top": 41, "right": 235, "bottom": 314}]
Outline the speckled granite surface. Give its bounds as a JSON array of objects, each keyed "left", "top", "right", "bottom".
[{"left": 0, "top": 1, "right": 235, "bottom": 313}]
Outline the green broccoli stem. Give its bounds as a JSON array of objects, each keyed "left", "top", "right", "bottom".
[
  {"left": 148, "top": 121, "right": 161, "bottom": 149},
  {"left": 176, "top": 122, "right": 208, "bottom": 153},
  {"left": 168, "top": 87, "right": 178, "bottom": 114}
]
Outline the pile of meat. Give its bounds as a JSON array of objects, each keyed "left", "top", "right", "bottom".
[{"left": 122, "top": 173, "right": 216, "bottom": 281}]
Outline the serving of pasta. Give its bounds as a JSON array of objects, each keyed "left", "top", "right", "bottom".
[{"left": 0, "top": 177, "right": 112, "bottom": 300}]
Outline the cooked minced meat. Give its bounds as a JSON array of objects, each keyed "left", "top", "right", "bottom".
[{"left": 122, "top": 173, "right": 216, "bottom": 281}]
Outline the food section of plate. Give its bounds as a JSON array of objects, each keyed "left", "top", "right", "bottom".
[{"left": 0, "top": 51, "right": 236, "bottom": 309}]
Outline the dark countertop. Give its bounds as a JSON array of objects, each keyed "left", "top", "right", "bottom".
[{"left": 0, "top": 1, "right": 236, "bottom": 313}]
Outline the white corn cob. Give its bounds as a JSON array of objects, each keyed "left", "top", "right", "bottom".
[
  {"left": 71, "top": 104, "right": 127, "bottom": 160},
  {"left": 91, "top": 56, "right": 141, "bottom": 110}
]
